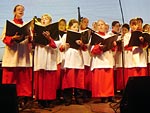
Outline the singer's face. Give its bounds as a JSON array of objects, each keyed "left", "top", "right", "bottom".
[
  {"left": 97, "top": 21, "right": 106, "bottom": 32},
  {"left": 41, "top": 16, "right": 51, "bottom": 26},
  {"left": 130, "top": 24, "right": 138, "bottom": 31},
  {"left": 137, "top": 20, "right": 143, "bottom": 29},
  {"left": 80, "top": 18, "right": 89, "bottom": 29},
  {"left": 121, "top": 27, "right": 129, "bottom": 35},
  {"left": 70, "top": 23, "right": 79, "bottom": 32},
  {"left": 59, "top": 21, "right": 66, "bottom": 31},
  {"left": 112, "top": 23, "right": 121, "bottom": 33},
  {"left": 105, "top": 24, "right": 109, "bottom": 33},
  {"left": 92, "top": 22, "right": 97, "bottom": 31},
  {"left": 14, "top": 5, "right": 24, "bottom": 19}
]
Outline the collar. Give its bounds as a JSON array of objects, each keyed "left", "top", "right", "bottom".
[
  {"left": 13, "top": 18, "right": 23, "bottom": 24},
  {"left": 98, "top": 31, "right": 105, "bottom": 36},
  {"left": 112, "top": 30, "right": 118, "bottom": 34}
]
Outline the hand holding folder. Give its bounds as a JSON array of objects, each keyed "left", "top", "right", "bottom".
[
  {"left": 128, "top": 31, "right": 150, "bottom": 47},
  {"left": 33, "top": 22, "right": 59, "bottom": 46},
  {"left": 6, "top": 20, "right": 32, "bottom": 43},
  {"left": 102, "top": 34, "right": 119, "bottom": 52},
  {"left": 90, "top": 32, "right": 119, "bottom": 52},
  {"left": 66, "top": 29, "right": 91, "bottom": 49}
]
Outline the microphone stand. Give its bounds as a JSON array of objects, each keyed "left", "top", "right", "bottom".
[
  {"left": 109, "top": 35, "right": 125, "bottom": 113},
  {"left": 31, "top": 16, "right": 37, "bottom": 100},
  {"left": 121, "top": 35, "right": 125, "bottom": 91},
  {"left": 146, "top": 45, "right": 150, "bottom": 76}
]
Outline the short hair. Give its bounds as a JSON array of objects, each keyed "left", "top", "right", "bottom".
[
  {"left": 143, "top": 24, "right": 150, "bottom": 32},
  {"left": 59, "top": 18, "right": 67, "bottom": 24},
  {"left": 136, "top": 17, "right": 143, "bottom": 23},
  {"left": 41, "top": 14, "right": 52, "bottom": 22},
  {"left": 68, "top": 19, "right": 78, "bottom": 29},
  {"left": 13, "top": 4, "right": 24, "bottom": 12},
  {"left": 122, "top": 23, "right": 130, "bottom": 31},
  {"left": 97, "top": 19, "right": 106, "bottom": 25},
  {"left": 129, "top": 18, "right": 137, "bottom": 25},
  {"left": 112, "top": 21, "right": 120, "bottom": 27},
  {"left": 81, "top": 17, "right": 89, "bottom": 22}
]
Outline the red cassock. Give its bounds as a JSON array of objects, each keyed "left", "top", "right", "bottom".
[
  {"left": 91, "top": 68, "right": 114, "bottom": 97},
  {"left": 62, "top": 68, "right": 85, "bottom": 90},
  {"left": 84, "top": 66, "right": 92, "bottom": 91},
  {"left": 115, "top": 32, "right": 147, "bottom": 90},
  {"left": 116, "top": 64, "right": 147, "bottom": 90},
  {"left": 33, "top": 38, "right": 58, "bottom": 100},
  {"left": 90, "top": 32, "right": 115, "bottom": 98},
  {"left": 34, "top": 70, "right": 57, "bottom": 100},
  {"left": 2, "top": 18, "right": 32, "bottom": 97},
  {"left": 2, "top": 67, "right": 32, "bottom": 97}
]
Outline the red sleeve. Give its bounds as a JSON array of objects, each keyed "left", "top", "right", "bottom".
[
  {"left": 124, "top": 45, "right": 132, "bottom": 51},
  {"left": 91, "top": 44, "right": 102, "bottom": 55},
  {"left": 48, "top": 38, "right": 57, "bottom": 48},
  {"left": 59, "top": 45, "right": 65, "bottom": 52},
  {"left": 111, "top": 46, "right": 117, "bottom": 51},
  {"left": 141, "top": 42, "right": 148, "bottom": 48},
  {"left": 81, "top": 44, "right": 87, "bottom": 51},
  {"left": 3, "top": 36, "right": 14, "bottom": 46}
]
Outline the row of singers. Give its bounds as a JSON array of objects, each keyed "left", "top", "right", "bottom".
[{"left": 0, "top": 4, "right": 149, "bottom": 108}]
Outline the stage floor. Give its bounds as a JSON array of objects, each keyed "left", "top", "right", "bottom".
[{"left": 20, "top": 98, "right": 121, "bottom": 113}]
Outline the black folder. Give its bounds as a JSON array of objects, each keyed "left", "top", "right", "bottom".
[
  {"left": 128, "top": 31, "right": 142, "bottom": 47},
  {"left": 90, "top": 32, "right": 119, "bottom": 52},
  {"left": 33, "top": 22, "right": 59, "bottom": 46},
  {"left": 102, "top": 34, "right": 119, "bottom": 52},
  {"left": 90, "top": 32, "right": 104, "bottom": 45},
  {"left": 142, "top": 32, "right": 150, "bottom": 43},
  {"left": 6, "top": 20, "right": 32, "bottom": 43},
  {"left": 128, "top": 31, "right": 150, "bottom": 46},
  {"left": 66, "top": 29, "right": 91, "bottom": 49},
  {"left": 80, "top": 29, "right": 91, "bottom": 44},
  {"left": 66, "top": 30, "right": 81, "bottom": 49},
  {"left": 66, "top": 29, "right": 90, "bottom": 49}
]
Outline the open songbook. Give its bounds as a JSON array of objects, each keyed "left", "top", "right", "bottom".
[
  {"left": 6, "top": 20, "right": 32, "bottom": 43},
  {"left": 128, "top": 31, "right": 150, "bottom": 47},
  {"left": 90, "top": 32, "right": 119, "bottom": 52},
  {"left": 33, "top": 22, "right": 59, "bottom": 46},
  {"left": 142, "top": 32, "right": 150, "bottom": 43},
  {"left": 80, "top": 29, "right": 91, "bottom": 44},
  {"left": 66, "top": 29, "right": 91, "bottom": 49}
]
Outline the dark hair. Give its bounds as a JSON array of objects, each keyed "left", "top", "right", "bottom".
[
  {"left": 112, "top": 21, "right": 120, "bottom": 27},
  {"left": 143, "top": 24, "right": 149, "bottom": 32},
  {"left": 68, "top": 19, "right": 78, "bottom": 28},
  {"left": 137, "top": 17, "right": 143, "bottom": 23},
  {"left": 81, "top": 17, "right": 89, "bottom": 22},
  {"left": 59, "top": 18, "right": 67, "bottom": 24},
  {"left": 13, "top": 4, "right": 24, "bottom": 12},
  {"left": 122, "top": 23, "right": 130, "bottom": 31},
  {"left": 129, "top": 18, "right": 137, "bottom": 25}
]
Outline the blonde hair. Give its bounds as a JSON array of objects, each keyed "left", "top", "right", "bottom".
[{"left": 41, "top": 14, "right": 52, "bottom": 22}]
